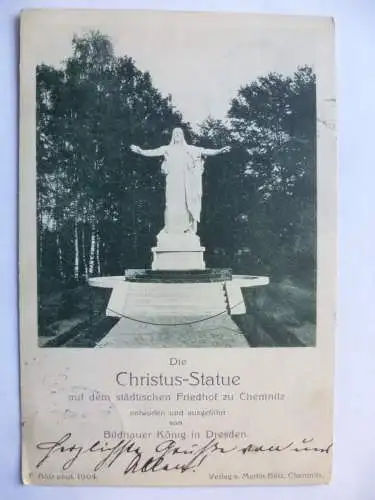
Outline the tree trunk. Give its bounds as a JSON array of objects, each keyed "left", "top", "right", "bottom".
[
  {"left": 96, "top": 229, "right": 101, "bottom": 275},
  {"left": 37, "top": 192, "right": 43, "bottom": 273},
  {"left": 132, "top": 180, "right": 138, "bottom": 263},
  {"left": 56, "top": 230, "right": 63, "bottom": 279},
  {"left": 39, "top": 227, "right": 43, "bottom": 272},
  {"left": 74, "top": 222, "right": 79, "bottom": 280},
  {"left": 81, "top": 224, "right": 88, "bottom": 279},
  {"left": 89, "top": 221, "right": 96, "bottom": 275}
]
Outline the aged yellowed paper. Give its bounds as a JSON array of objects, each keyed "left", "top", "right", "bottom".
[{"left": 19, "top": 9, "right": 336, "bottom": 486}]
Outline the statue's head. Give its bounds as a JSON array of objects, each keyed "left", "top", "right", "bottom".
[{"left": 170, "top": 128, "right": 186, "bottom": 145}]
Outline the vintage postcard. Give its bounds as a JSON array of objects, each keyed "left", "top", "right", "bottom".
[{"left": 19, "top": 9, "right": 336, "bottom": 486}]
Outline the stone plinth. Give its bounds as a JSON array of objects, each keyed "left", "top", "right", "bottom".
[
  {"left": 151, "top": 249, "right": 205, "bottom": 270},
  {"left": 88, "top": 272, "right": 270, "bottom": 348},
  {"left": 124, "top": 268, "right": 232, "bottom": 283},
  {"left": 106, "top": 281, "right": 227, "bottom": 317},
  {"left": 151, "top": 230, "right": 205, "bottom": 270},
  {"left": 88, "top": 274, "right": 270, "bottom": 319}
]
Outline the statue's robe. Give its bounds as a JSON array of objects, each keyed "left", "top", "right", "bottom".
[{"left": 161, "top": 145, "right": 204, "bottom": 234}]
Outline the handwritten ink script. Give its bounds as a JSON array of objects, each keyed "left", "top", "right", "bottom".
[{"left": 35, "top": 433, "right": 333, "bottom": 475}]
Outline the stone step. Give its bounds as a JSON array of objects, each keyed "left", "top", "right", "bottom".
[
  {"left": 117, "top": 306, "right": 226, "bottom": 316},
  {"left": 126, "top": 284, "right": 225, "bottom": 302},
  {"left": 106, "top": 282, "right": 228, "bottom": 317},
  {"left": 96, "top": 314, "right": 249, "bottom": 348},
  {"left": 125, "top": 282, "right": 225, "bottom": 292}
]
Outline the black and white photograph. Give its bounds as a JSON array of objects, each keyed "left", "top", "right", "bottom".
[
  {"left": 19, "top": 9, "right": 336, "bottom": 488},
  {"left": 35, "top": 12, "right": 318, "bottom": 349}
]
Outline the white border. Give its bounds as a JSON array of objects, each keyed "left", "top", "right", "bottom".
[{"left": 2, "top": 0, "right": 375, "bottom": 498}]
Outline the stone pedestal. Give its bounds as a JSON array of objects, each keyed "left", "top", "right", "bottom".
[
  {"left": 124, "top": 268, "right": 232, "bottom": 282},
  {"left": 88, "top": 273, "right": 270, "bottom": 348},
  {"left": 151, "top": 230, "right": 205, "bottom": 270}
]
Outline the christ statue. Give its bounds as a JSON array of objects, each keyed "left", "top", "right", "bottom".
[{"left": 130, "top": 128, "right": 230, "bottom": 237}]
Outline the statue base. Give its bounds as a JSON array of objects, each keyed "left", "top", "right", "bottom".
[
  {"left": 151, "top": 248, "right": 205, "bottom": 270},
  {"left": 124, "top": 268, "right": 232, "bottom": 282},
  {"left": 88, "top": 273, "right": 270, "bottom": 347},
  {"left": 151, "top": 229, "right": 205, "bottom": 270}
]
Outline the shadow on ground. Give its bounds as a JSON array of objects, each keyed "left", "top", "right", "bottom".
[{"left": 234, "top": 279, "right": 316, "bottom": 347}]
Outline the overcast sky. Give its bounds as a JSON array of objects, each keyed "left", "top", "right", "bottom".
[{"left": 26, "top": 9, "right": 324, "bottom": 129}]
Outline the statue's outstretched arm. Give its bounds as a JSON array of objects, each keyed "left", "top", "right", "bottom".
[
  {"left": 200, "top": 146, "right": 231, "bottom": 157},
  {"left": 130, "top": 145, "right": 166, "bottom": 157}
]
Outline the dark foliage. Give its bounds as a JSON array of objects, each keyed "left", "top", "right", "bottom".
[{"left": 36, "top": 32, "right": 316, "bottom": 346}]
